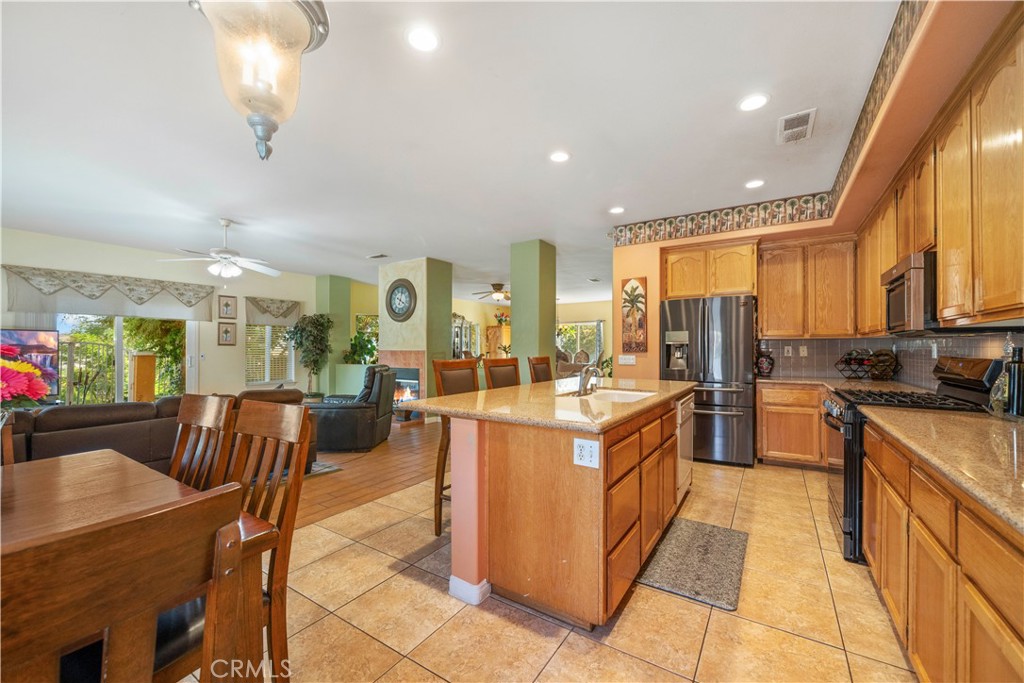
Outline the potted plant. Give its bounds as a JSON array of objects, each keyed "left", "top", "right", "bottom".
[
  {"left": 342, "top": 331, "right": 378, "bottom": 365},
  {"left": 285, "top": 313, "right": 334, "bottom": 399}
]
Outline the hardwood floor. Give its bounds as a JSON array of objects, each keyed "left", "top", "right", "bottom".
[{"left": 295, "top": 421, "right": 441, "bottom": 528}]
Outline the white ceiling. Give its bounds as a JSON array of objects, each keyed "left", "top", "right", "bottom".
[{"left": 2, "top": 1, "right": 899, "bottom": 303}]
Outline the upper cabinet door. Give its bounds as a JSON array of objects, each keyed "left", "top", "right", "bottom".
[
  {"left": 664, "top": 250, "right": 707, "bottom": 299},
  {"left": 896, "top": 170, "right": 916, "bottom": 263},
  {"left": 936, "top": 97, "right": 975, "bottom": 321},
  {"left": 972, "top": 28, "right": 1024, "bottom": 316},
  {"left": 807, "top": 241, "right": 856, "bottom": 337},
  {"left": 707, "top": 243, "right": 757, "bottom": 295},
  {"left": 913, "top": 145, "right": 937, "bottom": 252},
  {"left": 878, "top": 192, "right": 899, "bottom": 278},
  {"left": 758, "top": 246, "right": 805, "bottom": 337}
]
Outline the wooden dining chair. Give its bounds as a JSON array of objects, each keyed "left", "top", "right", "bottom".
[
  {"left": 168, "top": 394, "right": 236, "bottom": 490},
  {"left": 1, "top": 421, "right": 14, "bottom": 466},
  {"left": 527, "top": 356, "right": 553, "bottom": 383},
  {"left": 153, "top": 400, "right": 311, "bottom": 683},
  {"left": 483, "top": 357, "right": 521, "bottom": 389},
  {"left": 432, "top": 358, "right": 480, "bottom": 536},
  {"left": 1, "top": 483, "right": 243, "bottom": 683}
]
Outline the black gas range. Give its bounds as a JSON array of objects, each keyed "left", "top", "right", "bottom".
[{"left": 822, "top": 356, "right": 1003, "bottom": 562}]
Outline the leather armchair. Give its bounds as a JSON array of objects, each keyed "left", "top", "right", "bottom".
[{"left": 309, "top": 365, "right": 396, "bottom": 452}]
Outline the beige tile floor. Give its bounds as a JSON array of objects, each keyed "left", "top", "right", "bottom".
[{"left": 261, "top": 465, "right": 919, "bottom": 682}]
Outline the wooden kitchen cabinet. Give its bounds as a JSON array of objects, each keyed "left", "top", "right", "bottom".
[
  {"left": 708, "top": 243, "right": 757, "bottom": 295},
  {"left": 907, "top": 515, "right": 957, "bottom": 682},
  {"left": 936, "top": 97, "right": 974, "bottom": 322},
  {"left": 758, "top": 246, "right": 805, "bottom": 337},
  {"left": 879, "top": 478, "right": 909, "bottom": 644},
  {"left": 958, "top": 574, "right": 1024, "bottom": 683},
  {"left": 756, "top": 385, "right": 823, "bottom": 466},
  {"left": 664, "top": 250, "right": 707, "bottom": 299},
  {"left": 639, "top": 452, "right": 662, "bottom": 562},
  {"left": 856, "top": 210, "right": 886, "bottom": 335},
  {"left": 878, "top": 191, "right": 898, "bottom": 276},
  {"left": 663, "top": 242, "right": 757, "bottom": 299},
  {"left": 757, "top": 238, "right": 855, "bottom": 338},
  {"left": 806, "top": 241, "right": 856, "bottom": 336},
  {"left": 863, "top": 456, "right": 881, "bottom": 582},
  {"left": 971, "top": 26, "right": 1024, "bottom": 318},
  {"left": 913, "top": 145, "right": 936, "bottom": 252},
  {"left": 895, "top": 168, "right": 915, "bottom": 263},
  {"left": 660, "top": 436, "right": 677, "bottom": 528}
]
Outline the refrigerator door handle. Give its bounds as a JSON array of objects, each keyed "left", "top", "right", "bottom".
[
  {"left": 700, "top": 298, "right": 709, "bottom": 382},
  {"left": 693, "top": 409, "right": 745, "bottom": 417}
]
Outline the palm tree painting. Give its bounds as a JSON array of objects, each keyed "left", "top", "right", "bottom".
[{"left": 621, "top": 277, "right": 648, "bottom": 353}]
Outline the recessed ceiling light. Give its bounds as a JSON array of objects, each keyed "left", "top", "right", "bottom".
[
  {"left": 608, "top": 206, "right": 625, "bottom": 215},
  {"left": 366, "top": 253, "right": 389, "bottom": 259},
  {"left": 588, "top": 278, "right": 601, "bottom": 283},
  {"left": 745, "top": 179, "right": 765, "bottom": 189},
  {"left": 407, "top": 25, "right": 439, "bottom": 52},
  {"left": 549, "top": 150, "right": 570, "bottom": 163},
  {"left": 738, "top": 93, "right": 769, "bottom": 112}
]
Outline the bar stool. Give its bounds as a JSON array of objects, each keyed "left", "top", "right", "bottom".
[
  {"left": 527, "top": 356, "right": 553, "bottom": 383},
  {"left": 483, "top": 357, "right": 520, "bottom": 389},
  {"left": 431, "top": 358, "right": 480, "bottom": 536}
]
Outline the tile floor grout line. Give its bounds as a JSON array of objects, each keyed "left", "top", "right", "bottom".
[
  {"left": 530, "top": 627, "right": 571, "bottom": 682},
  {"left": 687, "top": 603, "right": 714, "bottom": 683}
]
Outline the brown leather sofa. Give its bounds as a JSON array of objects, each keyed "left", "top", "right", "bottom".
[
  {"left": 308, "top": 365, "right": 396, "bottom": 452},
  {"left": 13, "top": 396, "right": 182, "bottom": 472},
  {"left": 10, "top": 389, "right": 318, "bottom": 473}
]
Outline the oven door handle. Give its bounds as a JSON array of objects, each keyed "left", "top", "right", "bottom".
[
  {"left": 694, "top": 409, "right": 744, "bottom": 417},
  {"left": 822, "top": 412, "right": 848, "bottom": 436}
]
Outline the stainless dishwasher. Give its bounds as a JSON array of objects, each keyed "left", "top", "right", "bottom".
[{"left": 677, "top": 394, "right": 694, "bottom": 504}]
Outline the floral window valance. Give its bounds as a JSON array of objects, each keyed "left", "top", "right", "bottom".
[
  {"left": 245, "top": 296, "right": 302, "bottom": 327},
  {"left": 3, "top": 265, "right": 216, "bottom": 321}
]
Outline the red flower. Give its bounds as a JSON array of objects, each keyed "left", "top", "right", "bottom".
[
  {"left": 0, "top": 344, "right": 20, "bottom": 359},
  {"left": 1, "top": 365, "right": 30, "bottom": 401},
  {"left": 25, "top": 375, "right": 50, "bottom": 400}
]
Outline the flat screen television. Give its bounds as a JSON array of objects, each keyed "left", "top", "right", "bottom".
[{"left": 1, "top": 329, "right": 60, "bottom": 396}]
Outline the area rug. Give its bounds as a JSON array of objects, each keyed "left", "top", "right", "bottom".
[
  {"left": 636, "top": 518, "right": 748, "bottom": 611},
  {"left": 306, "top": 461, "right": 342, "bottom": 478}
]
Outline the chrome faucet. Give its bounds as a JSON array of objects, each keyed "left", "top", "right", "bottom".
[{"left": 577, "top": 363, "right": 602, "bottom": 396}]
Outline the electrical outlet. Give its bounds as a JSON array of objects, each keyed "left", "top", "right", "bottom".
[
  {"left": 784, "top": 346, "right": 793, "bottom": 357},
  {"left": 799, "top": 345, "right": 808, "bottom": 357},
  {"left": 573, "top": 438, "right": 600, "bottom": 469},
  {"left": 618, "top": 355, "right": 636, "bottom": 366}
]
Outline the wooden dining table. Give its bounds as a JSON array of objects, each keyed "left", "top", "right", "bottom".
[{"left": 0, "top": 449, "right": 279, "bottom": 682}]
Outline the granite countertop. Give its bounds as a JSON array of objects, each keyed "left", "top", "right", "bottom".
[
  {"left": 860, "top": 406, "right": 1024, "bottom": 536},
  {"left": 402, "top": 378, "right": 696, "bottom": 434},
  {"left": 757, "top": 377, "right": 926, "bottom": 393}
]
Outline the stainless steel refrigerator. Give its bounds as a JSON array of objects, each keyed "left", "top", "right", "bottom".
[{"left": 660, "top": 296, "right": 755, "bottom": 466}]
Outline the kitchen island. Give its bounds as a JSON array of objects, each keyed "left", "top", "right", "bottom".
[{"left": 402, "top": 377, "right": 695, "bottom": 628}]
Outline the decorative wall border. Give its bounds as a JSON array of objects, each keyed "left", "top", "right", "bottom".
[
  {"left": 611, "top": 192, "right": 832, "bottom": 247},
  {"left": 612, "top": 0, "right": 927, "bottom": 249}
]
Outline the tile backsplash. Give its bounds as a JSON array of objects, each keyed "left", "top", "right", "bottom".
[{"left": 758, "top": 332, "right": 1024, "bottom": 390}]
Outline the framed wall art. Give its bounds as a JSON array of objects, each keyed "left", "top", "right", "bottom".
[
  {"left": 218, "top": 295, "right": 237, "bottom": 319},
  {"left": 218, "top": 322, "right": 236, "bottom": 346},
  {"left": 621, "top": 277, "right": 647, "bottom": 353}
]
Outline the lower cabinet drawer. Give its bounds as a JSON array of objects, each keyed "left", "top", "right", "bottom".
[
  {"left": 607, "top": 522, "right": 641, "bottom": 615},
  {"left": 607, "top": 468, "right": 640, "bottom": 550},
  {"left": 661, "top": 411, "right": 676, "bottom": 442},
  {"left": 958, "top": 510, "right": 1024, "bottom": 638},
  {"left": 607, "top": 433, "right": 640, "bottom": 485},
  {"left": 909, "top": 466, "right": 956, "bottom": 554}
]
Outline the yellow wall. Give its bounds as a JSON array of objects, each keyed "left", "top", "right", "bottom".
[
  {"left": 0, "top": 227, "right": 317, "bottom": 395},
  {"left": 350, "top": 281, "right": 379, "bottom": 332}
]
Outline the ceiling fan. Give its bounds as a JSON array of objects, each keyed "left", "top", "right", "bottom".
[
  {"left": 159, "top": 219, "right": 281, "bottom": 278},
  {"left": 473, "top": 283, "right": 510, "bottom": 301}
]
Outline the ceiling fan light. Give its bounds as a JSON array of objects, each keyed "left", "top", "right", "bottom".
[
  {"left": 196, "top": 0, "right": 330, "bottom": 160},
  {"left": 208, "top": 261, "right": 242, "bottom": 278},
  {"left": 491, "top": 291, "right": 504, "bottom": 301}
]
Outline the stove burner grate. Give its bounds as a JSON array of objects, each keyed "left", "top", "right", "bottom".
[{"left": 836, "top": 389, "right": 986, "bottom": 412}]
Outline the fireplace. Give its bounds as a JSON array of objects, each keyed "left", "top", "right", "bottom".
[{"left": 392, "top": 367, "right": 420, "bottom": 421}]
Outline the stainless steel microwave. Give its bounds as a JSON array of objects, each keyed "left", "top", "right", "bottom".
[{"left": 882, "top": 252, "right": 938, "bottom": 335}]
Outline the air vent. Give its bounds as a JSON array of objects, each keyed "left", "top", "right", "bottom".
[{"left": 777, "top": 108, "right": 817, "bottom": 144}]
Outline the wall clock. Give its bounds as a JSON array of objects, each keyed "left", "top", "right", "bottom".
[{"left": 386, "top": 278, "right": 417, "bottom": 322}]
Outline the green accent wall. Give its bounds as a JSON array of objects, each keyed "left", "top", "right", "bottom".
[
  {"left": 424, "top": 258, "right": 453, "bottom": 398},
  {"left": 315, "top": 275, "right": 352, "bottom": 395},
  {"left": 510, "top": 240, "right": 557, "bottom": 380}
]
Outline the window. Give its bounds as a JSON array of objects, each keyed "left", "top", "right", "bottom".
[
  {"left": 355, "top": 314, "right": 379, "bottom": 347},
  {"left": 246, "top": 325, "right": 294, "bottom": 384},
  {"left": 556, "top": 321, "right": 604, "bottom": 362}
]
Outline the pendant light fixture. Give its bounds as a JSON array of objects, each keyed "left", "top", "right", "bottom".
[{"left": 191, "top": 0, "right": 330, "bottom": 160}]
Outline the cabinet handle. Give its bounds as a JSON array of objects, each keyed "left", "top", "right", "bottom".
[{"left": 693, "top": 409, "right": 744, "bottom": 417}]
